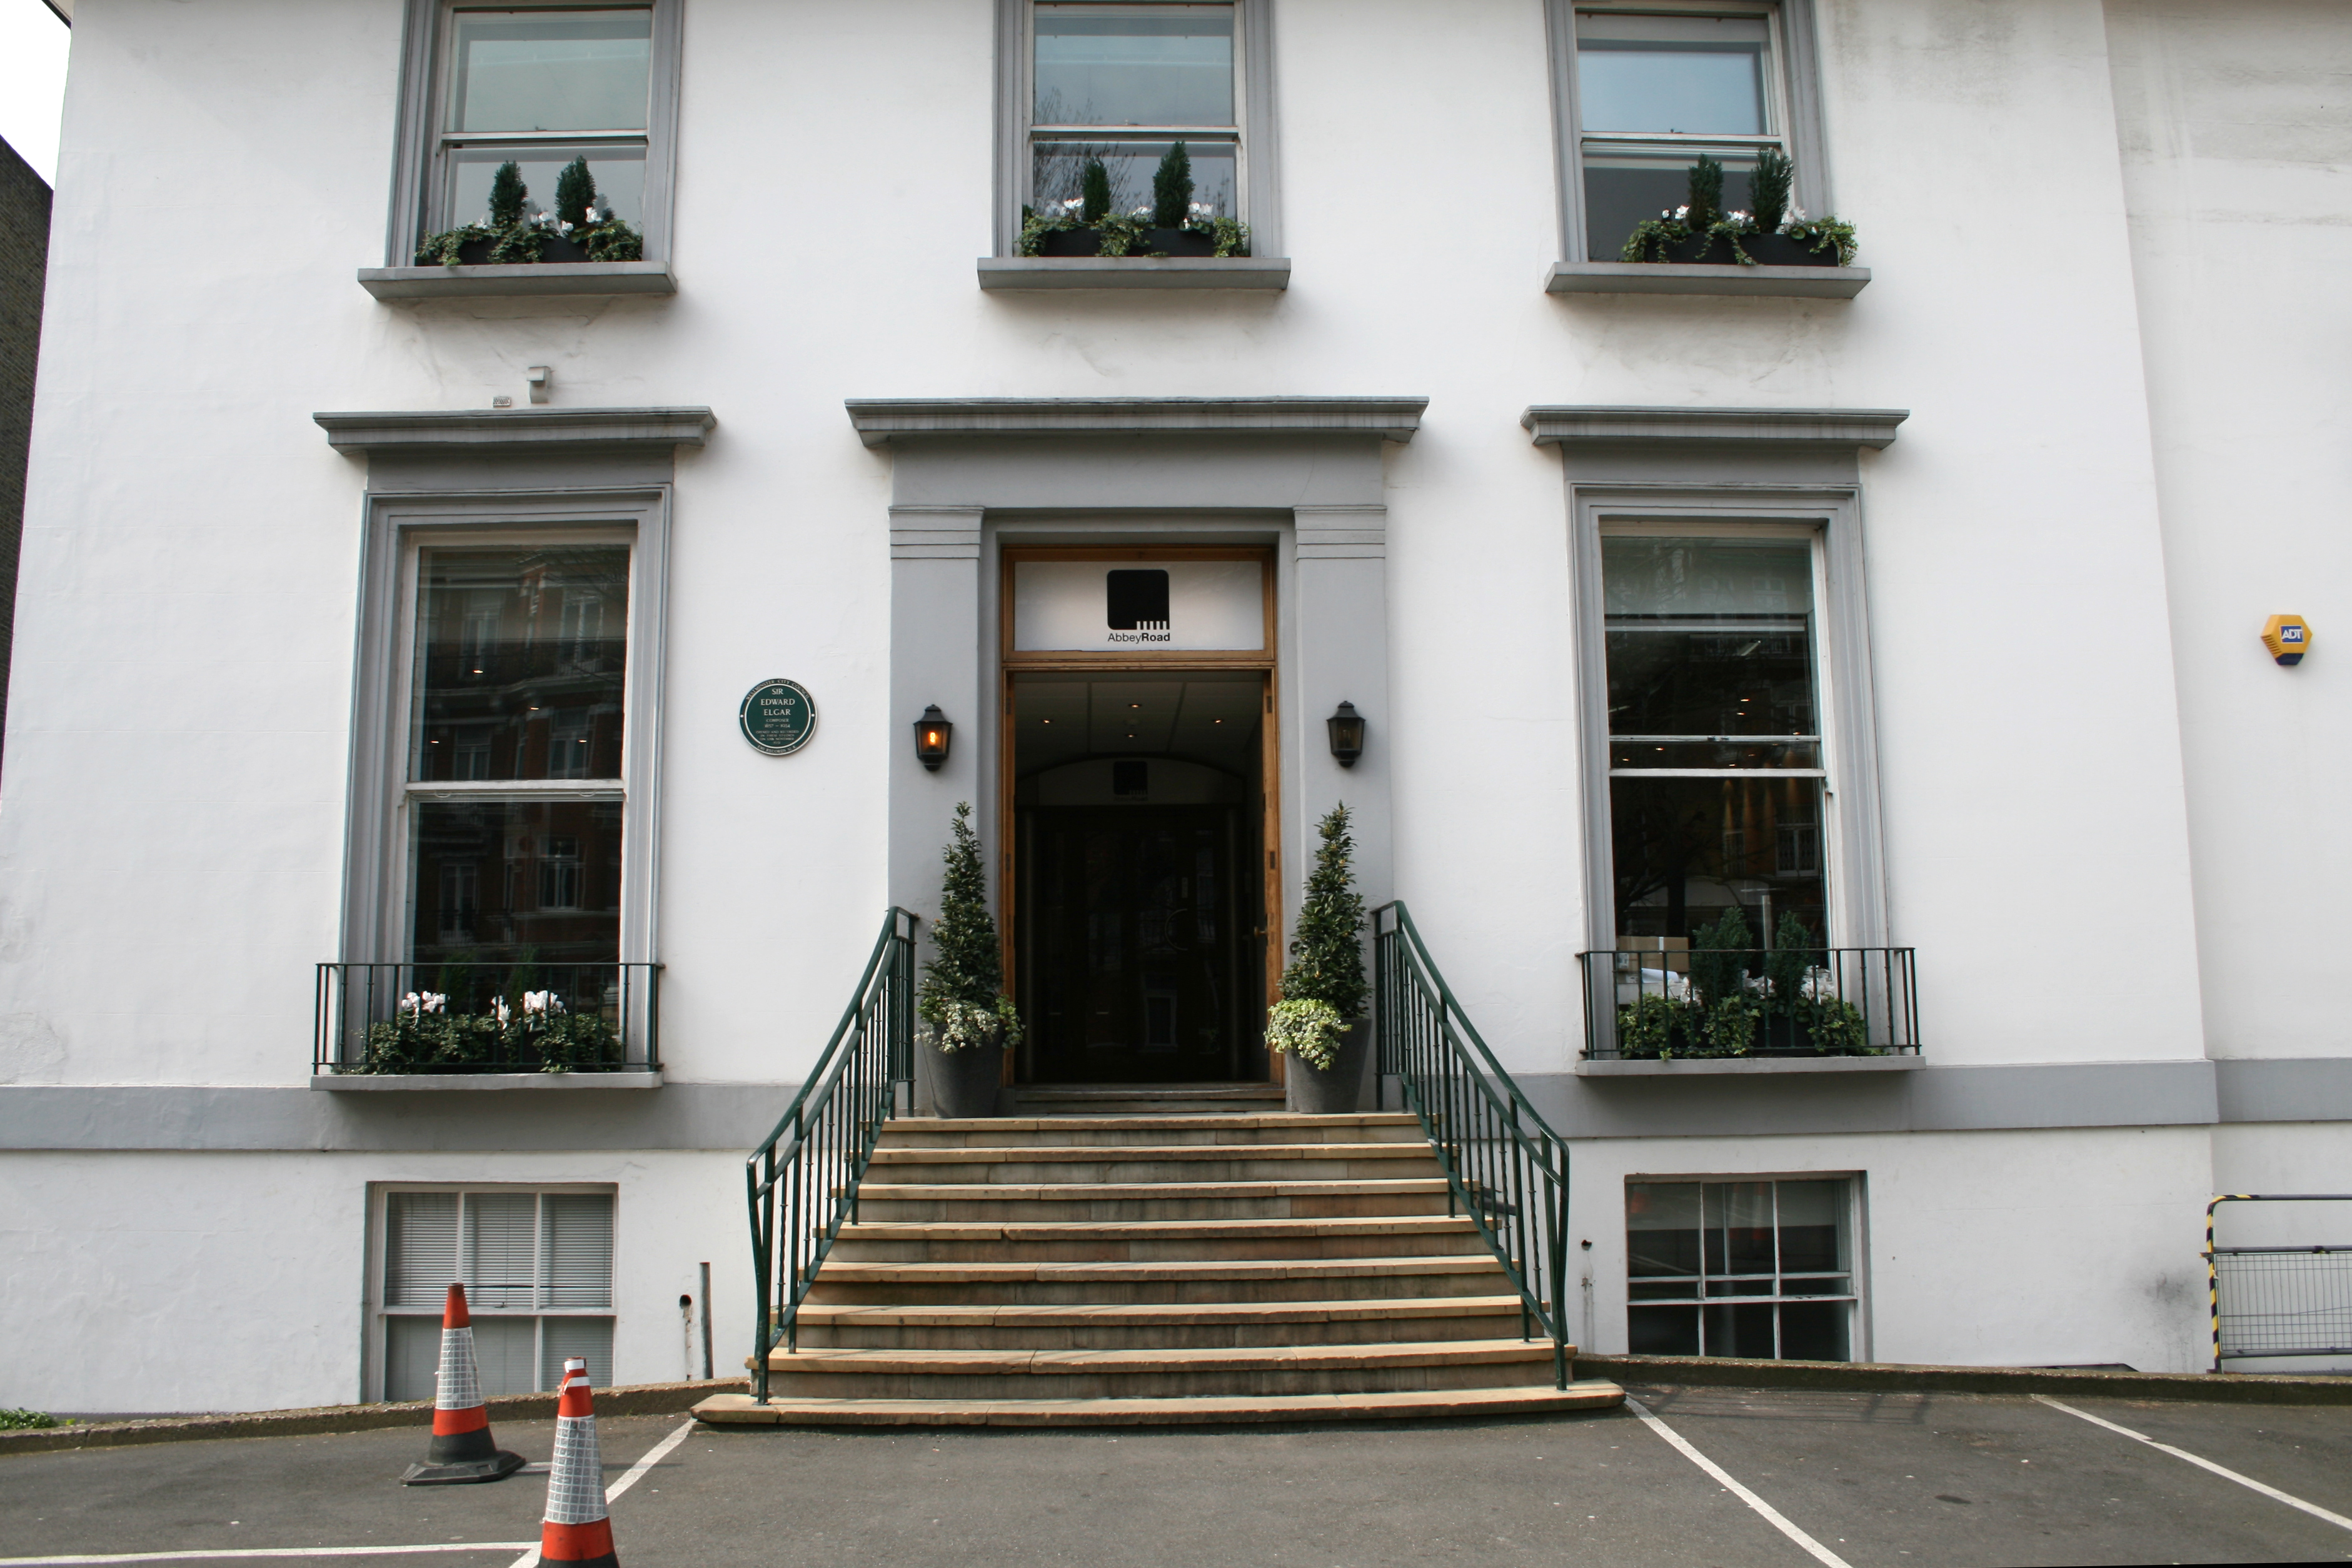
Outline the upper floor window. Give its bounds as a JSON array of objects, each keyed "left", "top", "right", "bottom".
[
  {"left": 435, "top": 8, "right": 653, "bottom": 234},
  {"left": 1030, "top": 3, "right": 1244, "bottom": 221},
  {"left": 386, "top": 0, "right": 682, "bottom": 267},
  {"left": 1000, "top": 0, "right": 1277, "bottom": 258},
  {"left": 1554, "top": 1, "right": 1828, "bottom": 262}
]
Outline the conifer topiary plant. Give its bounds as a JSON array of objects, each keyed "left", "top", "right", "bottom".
[
  {"left": 488, "top": 160, "right": 529, "bottom": 228},
  {"left": 1265, "top": 803, "right": 1367, "bottom": 1071},
  {"left": 918, "top": 803, "right": 1023, "bottom": 1053},
  {"left": 1081, "top": 156, "right": 1113, "bottom": 224},
  {"left": 554, "top": 156, "right": 598, "bottom": 228},
  {"left": 1152, "top": 141, "right": 1194, "bottom": 227}
]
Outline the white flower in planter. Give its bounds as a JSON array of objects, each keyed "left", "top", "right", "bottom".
[
  {"left": 400, "top": 992, "right": 423, "bottom": 1015},
  {"left": 492, "top": 997, "right": 511, "bottom": 1026},
  {"left": 421, "top": 992, "right": 446, "bottom": 1014},
  {"left": 523, "top": 990, "right": 565, "bottom": 1016}
]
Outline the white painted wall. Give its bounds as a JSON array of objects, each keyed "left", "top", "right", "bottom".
[
  {"left": 1571, "top": 1127, "right": 2216, "bottom": 1374},
  {"left": 0, "top": 0, "right": 2316, "bottom": 1410},
  {"left": 0, "top": 0, "right": 2209, "bottom": 1088},
  {"left": 0, "top": 1149, "right": 750, "bottom": 1414},
  {"left": 2104, "top": 0, "right": 2352, "bottom": 1062}
]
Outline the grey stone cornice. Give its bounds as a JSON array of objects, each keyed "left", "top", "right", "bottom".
[
  {"left": 314, "top": 406, "right": 716, "bottom": 453},
  {"left": 1522, "top": 405, "right": 1907, "bottom": 449},
  {"left": 845, "top": 396, "right": 1428, "bottom": 447}
]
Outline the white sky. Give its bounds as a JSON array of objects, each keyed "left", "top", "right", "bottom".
[{"left": 0, "top": 0, "right": 69, "bottom": 186}]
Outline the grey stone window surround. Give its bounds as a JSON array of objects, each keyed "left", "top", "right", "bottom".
[
  {"left": 362, "top": 0, "right": 686, "bottom": 301},
  {"left": 850, "top": 396, "right": 1420, "bottom": 1107},
  {"left": 315, "top": 406, "right": 711, "bottom": 1083},
  {"left": 1542, "top": 0, "right": 1867, "bottom": 298},
  {"left": 1526, "top": 405, "right": 1905, "bottom": 1065},
  {"left": 985, "top": 0, "right": 1289, "bottom": 290}
]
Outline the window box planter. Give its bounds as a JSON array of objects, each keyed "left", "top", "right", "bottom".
[
  {"left": 1033, "top": 226, "right": 1219, "bottom": 258},
  {"left": 1651, "top": 233, "right": 1842, "bottom": 268},
  {"left": 312, "top": 961, "right": 661, "bottom": 1077}
]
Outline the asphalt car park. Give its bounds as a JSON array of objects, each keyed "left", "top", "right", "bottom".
[{"left": 4, "top": 1385, "right": 2350, "bottom": 1567}]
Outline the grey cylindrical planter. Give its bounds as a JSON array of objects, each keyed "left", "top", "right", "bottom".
[
  {"left": 928, "top": 1041, "right": 1005, "bottom": 1118},
  {"left": 1285, "top": 1020, "right": 1372, "bottom": 1114}
]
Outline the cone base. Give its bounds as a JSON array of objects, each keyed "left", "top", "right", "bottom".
[
  {"left": 401, "top": 1449, "right": 527, "bottom": 1486},
  {"left": 542, "top": 1555, "right": 618, "bottom": 1568}
]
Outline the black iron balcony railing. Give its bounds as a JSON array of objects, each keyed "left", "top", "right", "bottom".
[
  {"left": 313, "top": 961, "right": 661, "bottom": 1075},
  {"left": 1576, "top": 945, "right": 1918, "bottom": 1061},
  {"left": 1375, "top": 903, "right": 1573, "bottom": 1388}
]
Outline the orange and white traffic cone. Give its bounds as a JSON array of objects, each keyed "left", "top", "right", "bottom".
[
  {"left": 540, "top": 1357, "right": 618, "bottom": 1568},
  {"left": 401, "top": 1283, "right": 526, "bottom": 1485}
]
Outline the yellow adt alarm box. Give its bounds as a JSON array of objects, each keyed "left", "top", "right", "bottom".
[{"left": 2262, "top": 614, "right": 2313, "bottom": 666}]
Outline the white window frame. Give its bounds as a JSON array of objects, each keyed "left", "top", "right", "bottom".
[
  {"left": 1545, "top": 0, "right": 1831, "bottom": 263},
  {"left": 384, "top": 0, "right": 686, "bottom": 266},
  {"left": 995, "top": 0, "right": 1282, "bottom": 256},
  {"left": 1571, "top": 490, "right": 1887, "bottom": 953},
  {"left": 368, "top": 1183, "right": 620, "bottom": 1402},
  {"left": 1623, "top": 1172, "right": 1869, "bottom": 1362},
  {"left": 341, "top": 490, "right": 670, "bottom": 993}
]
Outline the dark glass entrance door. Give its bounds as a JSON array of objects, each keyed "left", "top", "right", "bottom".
[{"left": 1017, "top": 805, "right": 1255, "bottom": 1083}]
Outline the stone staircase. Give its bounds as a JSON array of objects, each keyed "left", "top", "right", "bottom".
[{"left": 695, "top": 1088, "right": 1623, "bottom": 1427}]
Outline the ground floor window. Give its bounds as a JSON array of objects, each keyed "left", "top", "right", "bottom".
[
  {"left": 1627, "top": 1177, "right": 1856, "bottom": 1360},
  {"left": 378, "top": 1187, "right": 615, "bottom": 1400}
]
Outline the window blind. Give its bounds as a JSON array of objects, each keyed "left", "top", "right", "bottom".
[
  {"left": 543, "top": 1194, "right": 615, "bottom": 1309},
  {"left": 468, "top": 1194, "right": 538, "bottom": 1310},
  {"left": 384, "top": 1192, "right": 459, "bottom": 1309}
]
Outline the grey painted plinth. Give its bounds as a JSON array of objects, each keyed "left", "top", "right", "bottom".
[
  {"left": 1576, "top": 1055, "right": 1921, "bottom": 1077},
  {"left": 1545, "top": 261, "right": 1869, "bottom": 299},
  {"left": 310, "top": 1072, "right": 664, "bottom": 1091},
  {"left": 978, "top": 257, "right": 1291, "bottom": 290},
  {"left": 357, "top": 261, "right": 677, "bottom": 299}
]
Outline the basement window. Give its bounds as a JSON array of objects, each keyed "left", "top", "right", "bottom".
[
  {"left": 1626, "top": 1177, "right": 1857, "bottom": 1359},
  {"left": 376, "top": 1186, "right": 616, "bottom": 1400}
]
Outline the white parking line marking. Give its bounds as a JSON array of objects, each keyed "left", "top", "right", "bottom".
[
  {"left": 0, "top": 1546, "right": 538, "bottom": 1565},
  {"left": 1624, "top": 1397, "right": 1855, "bottom": 1568},
  {"left": 499, "top": 1417, "right": 696, "bottom": 1568},
  {"left": 2033, "top": 1395, "right": 2352, "bottom": 1534}
]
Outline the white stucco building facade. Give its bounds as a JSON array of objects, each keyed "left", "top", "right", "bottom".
[{"left": 2, "top": 0, "right": 2347, "bottom": 1413}]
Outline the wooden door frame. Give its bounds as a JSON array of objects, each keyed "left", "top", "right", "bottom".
[{"left": 997, "top": 546, "right": 1284, "bottom": 1086}]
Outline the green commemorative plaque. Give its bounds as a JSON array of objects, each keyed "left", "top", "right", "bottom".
[{"left": 740, "top": 678, "right": 817, "bottom": 756}]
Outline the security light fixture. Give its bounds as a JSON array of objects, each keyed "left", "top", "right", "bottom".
[
  {"left": 1327, "top": 701, "right": 1365, "bottom": 767},
  {"left": 913, "top": 705, "right": 953, "bottom": 770}
]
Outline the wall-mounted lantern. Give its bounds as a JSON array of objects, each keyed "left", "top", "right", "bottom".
[
  {"left": 1326, "top": 701, "right": 1365, "bottom": 768},
  {"left": 913, "top": 705, "right": 953, "bottom": 770}
]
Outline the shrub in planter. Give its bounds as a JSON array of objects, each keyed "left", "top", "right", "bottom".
[
  {"left": 415, "top": 158, "right": 645, "bottom": 268},
  {"left": 1020, "top": 146, "right": 1251, "bottom": 259},
  {"left": 918, "top": 802, "right": 1023, "bottom": 1117},
  {"left": 1619, "top": 149, "right": 1857, "bottom": 269},
  {"left": 1269, "top": 804, "right": 1371, "bottom": 1111},
  {"left": 360, "top": 988, "right": 620, "bottom": 1073}
]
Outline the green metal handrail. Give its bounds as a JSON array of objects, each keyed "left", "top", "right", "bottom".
[
  {"left": 745, "top": 908, "right": 918, "bottom": 1401},
  {"left": 1374, "top": 901, "right": 1572, "bottom": 1389}
]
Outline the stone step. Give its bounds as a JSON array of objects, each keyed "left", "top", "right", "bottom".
[
  {"left": 804, "top": 1254, "right": 1509, "bottom": 1306},
  {"left": 1010, "top": 1085, "right": 1290, "bottom": 1118},
  {"left": 880, "top": 1113, "right": 1424, "bottom": 1148},
  {"left": 827, "top": 1215, "right": 1487, "bottom": 1264},
  {"left": 695, "top": 1381, "right": 1626, "bottom": 1428},
  {"left": 754, "top": 1339, "right": 1564, "bottom": 1400},
  {"left": 785, "top": 1295, "right": 1531, "bottom": 1351},
  {"left": 865, "top": 1143, "right": 1441, "bottom": 1185},
  {"left": 853, "top": 1177, "right": 1455, "bottom": 1224}
]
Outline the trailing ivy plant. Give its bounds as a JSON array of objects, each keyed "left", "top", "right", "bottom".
[
  {"left": 918, "top": 802, "right": 1023, "bottom": 1053},
  {"left": 414, "top": 158, "right": 645, "bottom": 268},
  {"left": 360, "top": 988, "right": 621, "bottom": 1073},
  {"left": 1265, "top": 804, "right": 1367, "bottom": 1072},
  {"left": 1017, "top": 201, "right": 1252, "bottom": 258}
]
